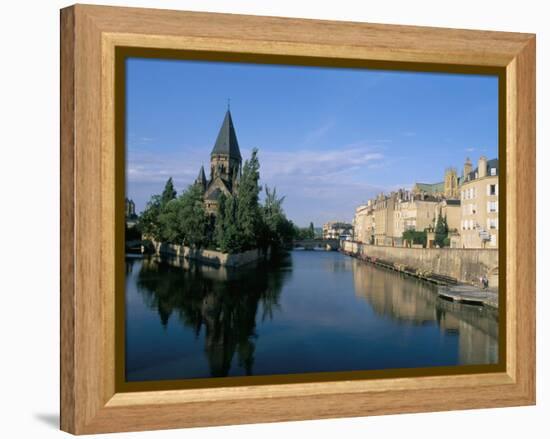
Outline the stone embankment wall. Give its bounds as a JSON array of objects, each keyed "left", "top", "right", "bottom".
[
  {"left": 153, "top": 242, "right": 265, "bottom": 267},
  {"left": 342, "top": 241, "right": 498, "bottom": 286}
]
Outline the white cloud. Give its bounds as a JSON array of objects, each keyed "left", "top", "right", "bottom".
[
  {"left": 126, "top": 142, "right": 391, "bottom": 225},
  {"left": 302, "top": 121, "right": 335, "bottom": 146}
]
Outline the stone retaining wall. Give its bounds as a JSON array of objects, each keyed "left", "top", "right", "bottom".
[
  {"left": 154, "top": 242, "right": 266, "bottom": 267},
  {"left": 342, "top": 241, "right": 499, "bottom": 286}
]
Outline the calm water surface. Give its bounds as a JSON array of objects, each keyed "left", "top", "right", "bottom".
[{"left": 125, "top": 250, "right": 498, "bottom": 381}]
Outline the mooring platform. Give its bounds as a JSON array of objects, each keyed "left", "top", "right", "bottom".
[{"left": 437, "top": 285, "right": 498, "bottom": 309}]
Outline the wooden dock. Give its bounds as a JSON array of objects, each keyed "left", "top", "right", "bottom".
[{"left": 438, "top": 285, "right": 498, "bottom": 309}]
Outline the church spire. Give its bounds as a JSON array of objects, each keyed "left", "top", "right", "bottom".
[
  {"left": 195, "top": 165, "right": 207, "bottom": 189},
  {"left": 210, "top": 109, "right": 242, "bottom": 161}
]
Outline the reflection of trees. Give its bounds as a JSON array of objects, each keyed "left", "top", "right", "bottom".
[
  {"left": 135, "top": 255, "right": 289, "bottom": 377},
  {"left": 351, "top": 259, "right": 499, "bottom": 365}
]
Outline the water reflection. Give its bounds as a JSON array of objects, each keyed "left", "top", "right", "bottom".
[
  {"left": 351, "top": 259, "right": 498, "bottom": 365},
  {"left": 125, "top": 251, "right": 498, "bottom": 381},
  {"left": 130, "top": 255, "right": 288, "bottom": 377}
]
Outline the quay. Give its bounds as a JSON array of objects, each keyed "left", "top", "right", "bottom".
[
  {"left": 341, "top": 240, "right": 499, "bottom": 309},
  {"left": 437, "top": 285, "right": 498, "bottom": 309}
]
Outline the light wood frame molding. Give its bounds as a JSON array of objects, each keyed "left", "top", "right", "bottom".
[{"left": 60, "top": 4, "right": 536, "bottom": 434}]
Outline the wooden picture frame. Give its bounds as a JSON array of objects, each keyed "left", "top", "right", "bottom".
[{"left": 60, "top": 4, "right": 536, "bottom": 434}]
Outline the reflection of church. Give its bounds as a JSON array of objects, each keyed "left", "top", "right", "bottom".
[
  {"left": 194, "top": 109, "right": 243, "bottom": 214},
  {"left": 134, "top": 255, "right": 286, "bottom": 378}
]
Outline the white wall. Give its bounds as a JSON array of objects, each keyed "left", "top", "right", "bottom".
[{"left": 0, "top": 1, "right": 546, "bottom": 438}]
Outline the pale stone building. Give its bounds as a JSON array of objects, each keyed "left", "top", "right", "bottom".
[
  {"left": 351, "top": 156, "right": 498, "bottom": 249},
  {"left": 373, "top": 193, "right": 398, "bottom": 246},
  {"left": 323, "top": 221, "right": 353, "bottom": 240},
  {"left": 438, "top": 199, "right": 461, "bottom": 232},
  {"left": 353, "top": 202, "right": 375, "bottom": 244},
  {"left": 459, "top": 156, "right": 499, "bottom": 248},
  {"left": 353, "top": 190, "right": 441, "bottom": 247},
  {"left": 393, "top": 197, "right": 438, "bottom": 242}
]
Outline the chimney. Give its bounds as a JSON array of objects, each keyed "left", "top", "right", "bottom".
[
  {"left": 463, "top": 157, "right": 472, "bottom": 179},
  {"left": 478, "top": 156, "right": 487, "bottom": 178}
]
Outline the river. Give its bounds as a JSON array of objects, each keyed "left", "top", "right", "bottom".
[{"left": 125, "top": 250, "right": 498, "bottom": 381}]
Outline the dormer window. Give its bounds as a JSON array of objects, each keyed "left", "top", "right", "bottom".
[{"left": 490, "top": 167, "right": 496, "bottom": 176}]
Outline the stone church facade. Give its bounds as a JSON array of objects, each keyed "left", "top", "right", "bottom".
[{"left": 194, "top": 109, "right": 242, "bottom": 214}]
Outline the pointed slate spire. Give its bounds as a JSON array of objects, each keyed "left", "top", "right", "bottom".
[
  {"left": 211, "top": 110, "right": 242, "bottom": 161},
  {"left": 195, "top": 165, "right": 207, "bottom": 188}
]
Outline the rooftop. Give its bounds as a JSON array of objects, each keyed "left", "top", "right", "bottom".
[{"left": 211, "top": 109, "right": 242, "bottom": 160}]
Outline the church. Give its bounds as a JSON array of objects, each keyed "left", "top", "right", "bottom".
[{"left": 194, "top": 109, "right": 243, "bottom": 215}]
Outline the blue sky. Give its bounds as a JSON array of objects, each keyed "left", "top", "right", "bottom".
[{"left": 126, "top": 57, "right": 498, "bottom": 227}]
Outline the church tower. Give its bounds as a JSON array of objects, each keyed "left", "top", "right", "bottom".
[
  {"left": 444, "top": 167, "right": 459, "bottom": 199},
  {"left": 209, "top": 109, "right": 242, "bottom": 189},
  {"left": 195, "top": 165, "right": 207, "bottom": 190},
  {"left": 202, "top": 108, "right": 243, "bottom": 215}
]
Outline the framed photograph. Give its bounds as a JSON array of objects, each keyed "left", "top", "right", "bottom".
[{"left": 60, "top": 4, "right": 536, "bottom": 434}]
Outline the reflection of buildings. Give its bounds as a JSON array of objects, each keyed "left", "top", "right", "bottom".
[
  {"left": 135, "top": 255, "right": 288, "bottom": 377},
  {"left": 351, "top": 259, "right": 498, "bottom": 365}
]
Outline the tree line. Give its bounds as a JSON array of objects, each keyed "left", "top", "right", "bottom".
[{"left": 137, "top": 149, "right": 313, "bottom": 254}]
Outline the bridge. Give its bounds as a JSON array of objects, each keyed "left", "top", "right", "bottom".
[{"left": 293, "top": 239, "right": 341, "bottom": 251}]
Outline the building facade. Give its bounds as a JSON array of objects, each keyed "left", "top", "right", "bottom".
[
  {"left": 353, "top": 203, "right": 375, "bottom": 244},
  {"left": 393, "top": 197, "right": 439, "bottom": 242},
  {"left": 323, "top": 221, "right": 353, "bottom": 240},
  {"left": 352, "top": 156, "right": 498, "bottom": 249},
  {"left": 459, "top": 156, "right": 499, "bottom": 248}
]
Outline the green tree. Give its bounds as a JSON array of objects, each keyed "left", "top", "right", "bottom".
[
  {"left": 158, "top": 198, "right": 183, "bottom": 243},
  {"left": 434, "top": 214, "right": 449, "bottom": 248},
  {"left": 138, "top": 194, "right": 163, "bottom": 241},
  {"left": 402, "top": 229, "right": 427, "bottom": 247},
  {"left": 216, "top": 194, "right": 242, "bottom": 253},
  {"left": 161, "top": 177, "right": 177, "bottom": 205},
  {"left": 235, "top": 148, "right": 262, "bottom": 250},
  {"left": 261, "top": 186, "right": 294, "bottom": 249},
  {"left": 308, "top": 222, "right": 315, "bottom": 239},
  {"left": 175, "top": 184, "right": 209, "bottom": 248},
  {"left": 215, "top": 193, "right": 228, "bottom": 249}
]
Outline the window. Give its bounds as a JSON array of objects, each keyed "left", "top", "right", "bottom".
[
  {"left": 490, "top": 167, "right": 497, "bottom": 176},
  {"left": 488, "top": 184, "right": 496, "bottom": 196},
  {"left": 487, "top": 218, "right": 498, "bottom": 229},
  {"left": 490, "top": 234, "right": 497, "bottom": 246},
  {"left": 487, "top": 201, "right": 498, "bottom": 213}
]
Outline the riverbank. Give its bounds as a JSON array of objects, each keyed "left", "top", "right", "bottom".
[
  {"left": 438, "top": 285, "right": 498, "bottom": 309},
  {"left": 341, "top": 240, "right": 498, "bottom": 286},
  {"left": 152, "top": 241, "right": 269, "bottom": 268},
  {"left": 341, "top": 240, "right": 499, "bottom": 309}
]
